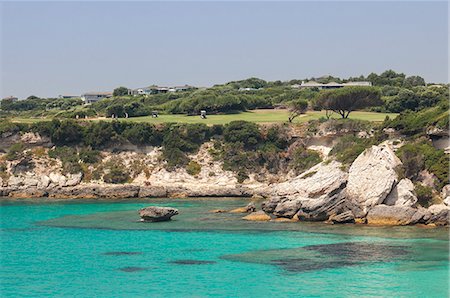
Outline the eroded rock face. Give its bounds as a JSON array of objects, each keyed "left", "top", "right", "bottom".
[
  {"left": 273, "top": 198, "right": 304, "bottom": 219},
  {"left": 347, "top": 145, "right": 401, "bottom": 207},
  {"left": 329, "top": 211, "right": 355, "bottom": 224},
  {"left": 366, "top": 205, "right": 424, "bottom": 226},
  {"left": 383, "top": 179, "right": 417, "bottom": 207},
  {"left": 139, "top": 206, "right": 179, "bottom": 222},
  {"left": 138, "top": 186, "right": 167, "bottom": 198},
  {"left": 271, "top": 161, "right": 348, "bottom": 199}
]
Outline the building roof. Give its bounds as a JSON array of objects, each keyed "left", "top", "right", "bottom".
[
  {"left": 82, "top": 92, "right": 113, "bottom": 96},
  {"left": 294, "top": 81, "right": 372, "bottom": 88},
  {"left": 2, "top": 96, "right": 18, "bottom": 100}
]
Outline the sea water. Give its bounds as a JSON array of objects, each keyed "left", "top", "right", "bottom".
[{"left": 0, "top": 198, "right": 448, "bottom": 297}]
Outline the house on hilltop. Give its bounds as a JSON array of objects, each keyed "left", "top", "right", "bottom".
[
  {"left": 130, "top": 85, "right": 196, "bottom": 96},
  {"left": 292, "top": 81, "right": 372, "bottom": 89},
  {"left": 81, "top": 92, "right": 112, "bottom": 104},
  {"left": 2, "top": 96, "right": 18, "bottom": 102}
]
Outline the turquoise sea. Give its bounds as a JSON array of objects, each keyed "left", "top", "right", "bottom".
[{"left": 1, "top": 197, "right": 449, "bottom": 297}]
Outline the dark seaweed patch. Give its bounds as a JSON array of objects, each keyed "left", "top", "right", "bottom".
[
  {"left": 103, "top": 251, "right": 143, "bottom": 256},
  {"left": 170, "top": 260, "right": 216, "bottom": 265},
  {"left": 303, "top": 242, "right": 410, "bottom": 261},
  {"left": 117, "top": 267, "right": 148, "bottom": 272}
]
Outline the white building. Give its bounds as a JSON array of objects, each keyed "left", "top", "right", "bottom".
[
  {"left": 81, "top": 92, "right": 112, "bottom": 104},
  {"left": 2, "top": 96, "right": 18, "bottom": 102},
  {"left": 292, "top": 81, "right": 372, "bottom": 89}
]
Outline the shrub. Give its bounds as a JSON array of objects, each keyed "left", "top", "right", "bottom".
[
  {"left": 330, "top": 135, "right": 377, "bottom": 165},
  {"left": 186, "top": 161, "right": 201, "bottom": 176},
  {"left": 223, "top": 121, "right": 261, "bottom": 149},
  {"left": 103, "top": 159, "right": 130, "bottom": 184},
  {"left": 415, "top": 184, "right": 434, "bottom": 208},
  {"left": 290, "top": 147, "right": 322, "bottom": 174},
  {"left": 396, "top": 140, "right": 448, "bottom": 188},
  {"left": 5, "top": 143, "right": 25, "bottom": 161}
]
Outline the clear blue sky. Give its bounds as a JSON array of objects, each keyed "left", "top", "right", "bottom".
[{"left": 1, "top": 1, "right": 448, "bottom": 99}]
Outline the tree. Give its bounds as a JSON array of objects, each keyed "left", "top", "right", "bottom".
[
  {"left": 288, "top": 99, "right": 308, "bottom": 122},
  {"left": 403, "top": 76, "right": 426, "bottom": 88},
  {"left": 315, "top": 86, "right": 382, "bottom": 118},
  {"left": 113, "top": 86, "right": 129, "bottom": 97},
  {"left": 27, "top": 95, "right": 39, "bottom": 100}
]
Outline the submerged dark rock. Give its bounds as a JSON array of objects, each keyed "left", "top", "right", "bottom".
[
  {"left": 170, "top": 260, "right": 216, "bottom": 265},
  {"left": 139, "top": 206, "right": 179, "bottom": 222},
  {"left": 303, "top": 242, "right": 410, "bottom": 261}
]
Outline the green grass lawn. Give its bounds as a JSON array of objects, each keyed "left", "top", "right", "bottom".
[{"left": 9, "top": 109, "right": 398, "bottom": 125}]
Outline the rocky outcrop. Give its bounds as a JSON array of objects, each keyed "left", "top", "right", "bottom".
[
  {"left": 273, "top": 198, "right": 304, "bottom": 218},
  {"left": 242, "top": 211, "right": 271, "bottom": 221},
  {"left": 347, "top": 145, "right": 401, "bottom": 207},
  {"left": 230, "top": 202, "right": 256, "bottom": 213},
  {"left": 383, "top": 179, "right": 417, "bottom": 207},
  {"left": 426, "top": 204, "right": 449, "bottom": 226},
  {"left": 366, "top": 205, "right": 426, "bottom": 226},
  {"left": 329, "top": 211, "right": 355, "bottom": 224},
  {"left": 138, "top": 186, "right": 167, "bottom": 198},
  {"left": 271, "top": 161, "right": 348, "bottom": 198},
  {"left": 139, "top": 206, "right": 179, "bottom": 222}
]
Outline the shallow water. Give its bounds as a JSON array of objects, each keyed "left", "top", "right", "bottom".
[{"left": 1, "top": 197, "right": 449, "bottom": 297}]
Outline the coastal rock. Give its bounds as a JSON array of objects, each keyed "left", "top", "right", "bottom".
[
  {"left": 347, "top": 145, "right": 401, "bottom": 207},
  {"left": 426, "top": 205, "right": 449, "bottom": 226},
  {"left": 23, "top": 177, "right": 39, "bottom": 188},
  {"left": 444, "top": 197, "right": 450, "bottom": 207},
  {"left": 261, "top": 196, "right": 284, "bottom": 214},
  {"left": 383, "top": 179, "right": 417, "bottom": 207},
  {"left": 230, "top": 202, "right": 256, "bottom": 213},
  {"left": 329, "top": 211, "right": 355, "bottom": 224},
  {"left": 271, "top": 161, "right": 348, "bottom": 198},
  {"left": 7, "top": 176, "right": 24, "bottom": 188},
  {"left": 96, "top": 185, "right": 140, "bottom": 198},
  {"left": 49, "top": 172, "right": 67, "bottom": 187},
  {"left": 65, "top": 173, "right": 83, "bottom": 187},
  {"left": 38, "top": 175, "right": 51, "bottom": 188},
  {"left": 242, "top": 211, "right": 271, "bottom": 221},
  {"left": 273, "top": 198, "right": 304, "bottom": 218},
  {"left": 295, "top": 192, "right": 361, "bottom": 222},
  {"left": 47, "top": 184, "right": 140, "bottom": 199},
  {"left": 138, "top": 186, "right": 167, "bottom": 198},
  {"left": 366, "top": 205, "right": 422, "bottom": 226},
  {"left": 139, "top": 206, "right": 179, "bottom": 222},
  {"left": 8, "top": 188, "right": 48, "bottom": 198}
]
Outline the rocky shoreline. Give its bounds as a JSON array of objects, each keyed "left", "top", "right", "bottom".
[{"left": 1, "top": 136, "right": 449, "bottom": 227}]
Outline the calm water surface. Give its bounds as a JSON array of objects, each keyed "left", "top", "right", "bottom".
[{"left": 1, "top": 198, "right": 449, "bottom": 297}]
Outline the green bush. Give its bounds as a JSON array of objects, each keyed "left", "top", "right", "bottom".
[
  {"left": 223, "top": 121, "right": 261, "bottom": 149},
  {"left": 103, "top": 160, "right": 130, "bottom": 184},
  {"left": 186, "top": 161, "right": 201, "bottom": 176},
  {"left": 5, "top": 143, "right": 25, "bottom": 161},
  {"left": 397, "top": 140, "right": 448, "bottom": 188},
  {"left": 330, "top": 135, "right": 377, "bottom": 165},
  {"left": 414, "top": 184, "right": 434, "bottom": 208},
  {"left": 290, "top": 147, "right": 322, "bottom": 174}
]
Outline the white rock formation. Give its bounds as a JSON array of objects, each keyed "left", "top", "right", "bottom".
[
  {"left": 271, "top": 161, "right": 348, "bottom": 198},
  {"left": 347, "top": 145, "right": 401, "bottom": 207},
  {"left": 384, "top": 179, "right": 417, "bottom": 207}
]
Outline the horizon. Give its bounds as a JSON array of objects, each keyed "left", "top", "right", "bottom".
[{"left": 1, "top": 1, "right": 448, "bottom": 98}]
